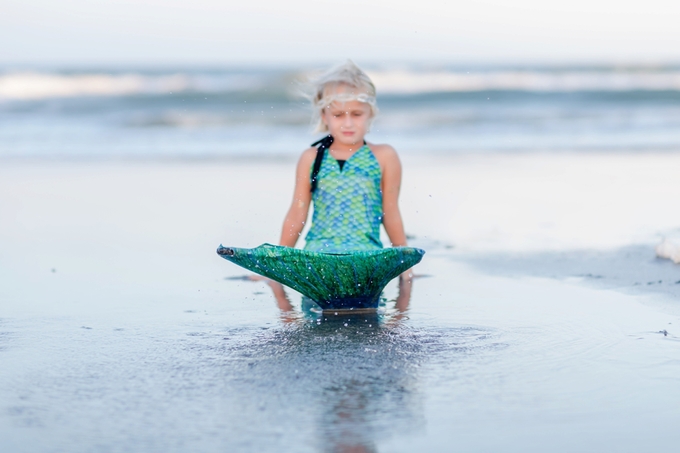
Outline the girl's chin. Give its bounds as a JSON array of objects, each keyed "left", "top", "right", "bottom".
[{"left": 334, "top": 134, "right": 363, "bottom": 144}]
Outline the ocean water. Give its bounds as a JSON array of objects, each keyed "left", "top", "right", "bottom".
[
  {"left": 3, "top": 242, "right": 680, "bottom": 453},
  {"left": 1, "top": 65, "right": 680, "bottom": 159}
]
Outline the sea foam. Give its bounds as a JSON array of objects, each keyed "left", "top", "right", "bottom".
[
  {"left": 656, "top": 236, "right": 680, "bottom": 264},
  {"left": 2, "top": 67, "right": 680, "bottom": 101},
  {"left": 0, "top": 71, "right": 268, "bottom": 100},
  {"left": 367, "top": 69, "right": 680, "bottom": 94}
]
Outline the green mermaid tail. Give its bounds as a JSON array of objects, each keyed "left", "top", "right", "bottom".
[{"left": 217, "top": 244, "right": 424, "bottom": 310}]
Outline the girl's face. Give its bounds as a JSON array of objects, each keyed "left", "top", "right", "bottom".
[{"left": 321, "top": 86, "right": 373, "bottom": 147}]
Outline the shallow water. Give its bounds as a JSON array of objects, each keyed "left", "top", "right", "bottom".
[
  {"left": 2, "top": 253, "right": 680, "bottom": 452},
  {"left": 0, "top": 272, "right": 496, "bottom": 453}
]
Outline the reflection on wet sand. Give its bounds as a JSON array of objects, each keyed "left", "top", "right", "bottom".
[
  {"left": 256, "top": 274, "right": 413, "bottom": 325},
  {"left": 321, "top": 380, "right": 379, "bottom": 453},
  {"left": 236, "top": 276, "right": 420, "bottom": 452}
]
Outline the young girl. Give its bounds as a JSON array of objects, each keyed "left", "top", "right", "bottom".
[
  {"left": 247, "top": 61, "right": 413, "bottom": 317},
  {"left": 280, "top": 60, "right": 410, "bottom": 274}
]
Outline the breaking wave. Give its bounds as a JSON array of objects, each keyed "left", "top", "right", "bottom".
[
  {"left": 2, "top": 66, "right": 680, "bottom": 101},
  {"left": 368, "top": 68, "right": 680, "bottom": 94},
  {"left": 0, "top": 71, "right": 274, "bottom": 101}
]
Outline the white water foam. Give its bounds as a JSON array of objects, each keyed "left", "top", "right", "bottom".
[
  {"left": 0, "top": 72, "right": 268, "bottom": 100},
  {"left": 3, "top": 68, "right": 680, "bottom": 101},
  {"left": 367, "top": 69, "right": 680, "bottom": 94}
]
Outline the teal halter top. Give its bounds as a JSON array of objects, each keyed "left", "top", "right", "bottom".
[{"left": 305, "top": 145, "right": 383, "bottom": 253}]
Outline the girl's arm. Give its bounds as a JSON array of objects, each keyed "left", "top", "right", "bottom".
[
  {"left": 375, "top": 145, "right": 413, "bottom": 281},
  {"left": 378, "top": 146, "right": 408, "bottom": 248},
  {"left": 279, "top": 148, "right": 316, "bottom": 247}
]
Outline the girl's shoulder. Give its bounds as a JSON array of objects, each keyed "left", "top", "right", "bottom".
[
  {"left": 300, "top": 146, "right": 318, "bottom": 159},
  {"left": 296, "top": 146, "right": 318, "bottom": 171},
  {"left": 368, "top": 143, "right": 397, "bottom": 155},
  {"left": 367, "top": 143, "right": 400, "bottom": 168}
]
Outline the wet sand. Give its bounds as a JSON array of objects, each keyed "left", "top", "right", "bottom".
[{"left": 1, "top": 154, "right": 680, "bottom": 452}]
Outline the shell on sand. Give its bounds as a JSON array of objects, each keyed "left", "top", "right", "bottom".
[{"left": 655, "top": 239, "right": 680, "bottom": 264}]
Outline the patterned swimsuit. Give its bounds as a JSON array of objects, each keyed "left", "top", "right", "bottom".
[{"left": 304, "top": 145, "right": 383, "bottom": 253}]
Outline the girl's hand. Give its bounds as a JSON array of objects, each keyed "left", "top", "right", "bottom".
[
  {"left": 399, "top": 269, "right": 414, "bottom": 282},
  {"left": 247, "top": 275, "right": 295, "bottom": 314}
]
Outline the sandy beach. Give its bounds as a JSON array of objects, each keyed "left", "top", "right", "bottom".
[{"left": 1, "top": 152, "right": 679, "bottom": 452}]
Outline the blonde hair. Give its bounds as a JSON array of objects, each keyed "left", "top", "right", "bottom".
[{"left": 306, "top": 60, "right": 378, "bottom": 133}]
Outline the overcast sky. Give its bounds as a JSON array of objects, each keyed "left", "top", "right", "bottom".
[{"left": 2, "top": 0, "right": 679, "bottom": 66}]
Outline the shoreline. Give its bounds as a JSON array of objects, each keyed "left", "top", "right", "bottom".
[
  {"left": 2, "top": 152, "right": 679, "bottom": 304},
  {"left": 2, "top": 147, "right": 680, "bottom": 164},
  {"left": 452, "top": 244, "right": 680, "bottom": 308}
]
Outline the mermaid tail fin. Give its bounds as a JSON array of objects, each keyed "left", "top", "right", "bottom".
[{"left": 217, "top": 244, "right": 424, "bottom": 310}]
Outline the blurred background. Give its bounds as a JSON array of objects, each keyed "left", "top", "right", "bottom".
[
  {"left": 3, "top": 4, "right": 680, "bottom": 452},
  {"left": 2, "top": 0, "right": 679, "bottom": 159}
]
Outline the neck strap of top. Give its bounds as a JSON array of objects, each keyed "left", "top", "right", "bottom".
[{"left": 310, "top": 135, "right": 366, "bottom": 193}]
